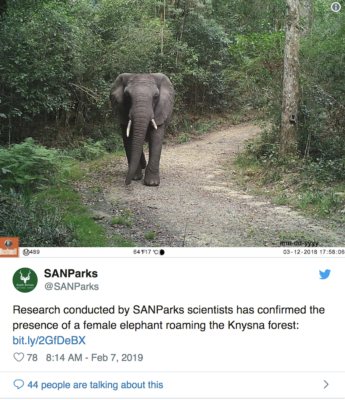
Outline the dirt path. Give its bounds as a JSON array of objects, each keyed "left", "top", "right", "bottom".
[{"left": 81, "top": 123, "right": 345, "bottom": 247}]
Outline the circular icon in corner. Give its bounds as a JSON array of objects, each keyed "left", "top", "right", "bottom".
[
  {"left": 22, "top": 249, "right": 30, "bottom": 256},
  {"left": 13, "top": 268, "right": 38, "bottom": 293},
  {"left": 331, "top": 2, "right": 341, "bottom": 12},
  {"left": 4, "top": 239, "right": 13, "bottom": 248}
]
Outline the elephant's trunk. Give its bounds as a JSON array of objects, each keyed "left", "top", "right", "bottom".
[{"left": 125, "top": 106, "right": 151, "bottom": 185}]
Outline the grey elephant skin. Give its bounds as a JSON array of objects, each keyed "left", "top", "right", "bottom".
[{"left": 110, "top": 73, "right": 175, "bottom": 186}]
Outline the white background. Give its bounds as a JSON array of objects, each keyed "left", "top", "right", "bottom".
[{"left": 0, "top": 258, "right": 344, "bottom": 399}]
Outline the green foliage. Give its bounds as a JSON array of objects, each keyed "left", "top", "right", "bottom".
[
  {"left": 197, "top": 121, "right": 217, "bottom": 135},
  {"left": 144, "top": 231, "right": 156, "bottom": 240},
  {"left": 0, "top": 138, "right": 61, "bottom": 191},
  {"left": 0, "top": 191, "right": 72, "bottom": 247},
  {"left": 111, "top": 213, "right": 132, "bottom": 227},
  {"left": 240, "top": 0, "right": 345, "bottom": 185},
  {"left": 225, "top": 30, "right": 284, "bottom": 113},
  {"left": 178, "top": 133, "right": 190, "bottom": 143},
  {"left": 35, "top": 184, "right": 109, "bottom": 247},
  {"left": 110, "top": 235, "right": 135, "bottom": 247},
  {"left": 88, "top": 124, "right": 125, "bottom": 153},
  {"left": 0, "top": 0, "right": 105, "bottom": 142},
  {"left": 302, "top": 158, "right": 345, "bottom": 183},
  {"left": 65, "top": 139, "right": 107, "bottom": 161},
  {"left": 0, "top": 136, "right": 133, "bottom": 246},
  {"left": 1, "top": 2, "right": 77, "bottom": 115},
  {"left": 297, "top": 3, "right": 345, "bottom": 178},
  {"left": 0, "top": 170, "right": 113, "bottom": 247},
  {"left": 0, "top": 0, "right": 344, "bottom": 191},
  {"left": 290, "top": 188, "right": 343, "bottom": 217},
  {"left": 0, "top": 0, "right": 245, "bottom": 143},
  {"left": 238, "top": 128, "right": 281, "bottom": 165}
]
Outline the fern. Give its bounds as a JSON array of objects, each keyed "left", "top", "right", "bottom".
[{"left": 0, "top": 138, "right": 61, "bottom": 192}]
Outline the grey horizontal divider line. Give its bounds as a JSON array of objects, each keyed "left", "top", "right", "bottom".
[
  {"left": 1, "top": 398, "right": 344, "bottom": 400},
  {"left": 2, "top": 371, "right": 345, "bottom": 373}
]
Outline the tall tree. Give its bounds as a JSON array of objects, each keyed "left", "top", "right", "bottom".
[{"left": 279, "top": 0, "right": 300, "bottom": 156}]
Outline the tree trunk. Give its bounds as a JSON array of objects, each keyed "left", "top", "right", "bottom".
[
  {"left": 280, "top": 0, "right": 300, "bottom": 157},
  {"left": 160, "top": 0, "right": 165, "bottom": 70}
]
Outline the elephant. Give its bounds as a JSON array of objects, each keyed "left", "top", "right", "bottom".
[{"left": 110, "top": 73, "right": 175, "bottom": 186}]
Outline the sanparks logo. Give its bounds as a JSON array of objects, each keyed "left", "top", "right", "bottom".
[{"left": 13, "top": 268, "right": 38, "bottom": 293}]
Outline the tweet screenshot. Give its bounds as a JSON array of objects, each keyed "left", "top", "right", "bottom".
[
  {"left": 0, "top": 262, "right": 344, "bottom": 400},
  {"left": 1, "top": 0, "right": 345, "bottom": 398}
]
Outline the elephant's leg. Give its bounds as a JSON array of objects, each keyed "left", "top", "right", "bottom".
[
  {"left": 121, "top": 126, "right": 145, "bottom": 180},
  {"left": 140, "top": 151, "right": 147, "bottom": 169},
  {"left": 144, "top": 124, "right": 165, "bottom": 186},
  {"left": 133, "top": 152, "right": 145, "bottom": 180}
]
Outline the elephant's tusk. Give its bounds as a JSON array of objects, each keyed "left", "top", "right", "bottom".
[
  {"left": 126, "top": 120, "right": 132, "bottom": 137},
  {"left": 151, "top": 119, "right": 158, "bottom": 129}
]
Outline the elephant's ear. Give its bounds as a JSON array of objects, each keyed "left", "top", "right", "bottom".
[
  {"left": 110, "top": 73, "right": 132, "bottom": 124},
  {"left": 152, "top": 73, "right": 175, "bottom": 126}
]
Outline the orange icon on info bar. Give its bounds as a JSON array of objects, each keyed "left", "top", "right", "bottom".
[{"left": 0, "top": 237, "right": 19, "bottom": 257}]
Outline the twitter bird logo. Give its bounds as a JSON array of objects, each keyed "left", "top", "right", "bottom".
[{"left": 319, "top": 270, "right": 331, "bottom": 280}]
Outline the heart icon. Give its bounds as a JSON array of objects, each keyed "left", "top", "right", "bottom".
[{"left": 14, "top": 353, "right": 24, "bottom": 362}]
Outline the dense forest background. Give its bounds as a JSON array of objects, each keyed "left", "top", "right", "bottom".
[
  {"left": 0, "top": 0, "right": 344, "bottom": 246},
  {"left": 1, "top": 1, "right": 344, "bottom": 151}
]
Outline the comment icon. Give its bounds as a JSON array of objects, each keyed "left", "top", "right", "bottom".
[{"left": 14, "top": 380, "right": 24, "bottom": 389}]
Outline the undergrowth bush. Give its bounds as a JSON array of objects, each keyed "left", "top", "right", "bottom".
[
  {"left": 0, "top": 138, "right": 61, "bottom": 192},
  {"left": 88, "top": 125, "right": 124, "bottom": 153},
  {"left": 294, "top": 189, "right": 341, "bottom": 216},
  {"left": 0, "top": 192, "right": 72, "bottom": 246},
  {"left": 232, "top": 1, "right": 345, "bottom": 186},
  {"left": 64, "top": 139, "right": 107, "bottom": 161},
  {"left": 243, "top": 119, "right": 345, "bottom": 182}
]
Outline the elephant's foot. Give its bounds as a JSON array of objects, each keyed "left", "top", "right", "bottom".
[
  {"left": 132, "top": 164, "right": 144, "bottom": 181},
  {"left": 144, "top": 170, "right": 160, "bottom": 186},
  {"left": 132, "top": 170, "right": 143, "bottom": 180},
  {"left": 133, "top": 174, "right": 143, "bottom": 180}
]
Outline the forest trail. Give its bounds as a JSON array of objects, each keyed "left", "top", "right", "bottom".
[{"left": 83, "top": 123, "right": 345, "bottom": 246}]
